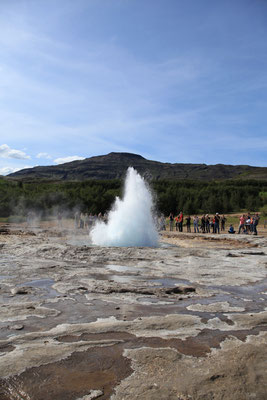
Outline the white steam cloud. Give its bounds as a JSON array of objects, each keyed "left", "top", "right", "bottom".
[{"left": 90, "top": 167, "right": 158, "bottom": 247}]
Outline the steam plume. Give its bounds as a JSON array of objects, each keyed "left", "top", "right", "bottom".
[{"left": 90, "top": 167, "right": 158, "bottom": 247}]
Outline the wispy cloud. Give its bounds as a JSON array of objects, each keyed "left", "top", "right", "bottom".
[
  {"left": 54, "top": 156, "right": 85, "bottom": 164},
  {"left": 36, "top": 152, "right": 52, "bottom": 159},
  {"left": 0, "top": 144, "right": 31, "bottom": 160}
]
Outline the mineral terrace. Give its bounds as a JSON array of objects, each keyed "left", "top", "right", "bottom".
[{"left": 0, "top": 223, "right": 266, "bottom": 400}]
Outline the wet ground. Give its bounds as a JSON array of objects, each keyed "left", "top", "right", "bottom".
[{"left": 0, "top": 223, "right": 266, "bottom": 399}]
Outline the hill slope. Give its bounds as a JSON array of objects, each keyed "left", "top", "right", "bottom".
[{"left": 7, "top": 152, "right": 267, "bottom": 181}]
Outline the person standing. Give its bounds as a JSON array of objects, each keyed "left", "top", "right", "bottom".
[
  {"left": 175, "top": 215, "right": 179, "bottom": 231},
  {"left": 186, "top": 215, "right": 191, "bottom": 232},
  {"left": 178, "top": 211, "right": 183, "bottom": 232},
  {"left": 193, "top": 215, "right": 199, "bottom": 233},
  {"left": 221, "top": 215, "right": 226, "bottom": 231},
  {"left": 201, "top": 215, "right": 206, "bottom": 233},
  {"left": 169, "top": 213, "right": 174, "bottom": 231},
  {"left": 159, "top": 215, "right": 166, "bottom": 231},
  {"left": 253, "top": 213, "right": 260, "bottom": 235},
  {"left": 205, "top": 215, "right": 210, "bottom": 233},
  {"left": 245, "top": 216, "right": 251, "bottom": 234},
  {"left": 74, "top": 211, "right": 80, "bottom": 229},
  {"left": 214, "top": 213, "right": 220, "bottom": 234},
  {"left": 238, "top": 214, "right": 245, "bottom": 234}
]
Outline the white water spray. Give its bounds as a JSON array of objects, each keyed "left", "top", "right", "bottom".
[{"left": 90, "top": 167, "right": 158, "bottom": 247}]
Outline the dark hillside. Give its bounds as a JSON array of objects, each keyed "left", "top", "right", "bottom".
[{"left": 7, "top": 152, "right": 267, "bottom": 181}]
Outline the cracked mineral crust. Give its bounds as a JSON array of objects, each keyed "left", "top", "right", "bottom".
[{"left": 0, "top": 223, "right": 266, "bottom": 400}]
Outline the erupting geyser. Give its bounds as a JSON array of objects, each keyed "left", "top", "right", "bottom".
[{"left": 90, "top": 167, "right": 158, "bottom": 247}]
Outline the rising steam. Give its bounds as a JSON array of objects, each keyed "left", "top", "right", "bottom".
[{"left": 90, "top": 167, "right": 158, "bottom": 247}]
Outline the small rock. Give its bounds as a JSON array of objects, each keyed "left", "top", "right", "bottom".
[
  {"left": 78, "top": 286, "right": 87, "bottom": 291},
  {"left": 10, "top": 287, "right": 29, "bottom": 295},
  {"left": 76, "top": 389, "right": 104, "bottom": 400},
  {"left": 9, "top": 324, "right": 24, "bottom": 331},
  {"left": 115, "top": 307, "right": 120, "bottom": 310}
]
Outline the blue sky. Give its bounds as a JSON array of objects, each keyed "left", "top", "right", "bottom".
[{"left": 0, "top": 0, "right": 267, "bottom": 175}]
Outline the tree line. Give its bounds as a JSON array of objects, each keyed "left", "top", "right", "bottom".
[{"left": 0, "top": 177, "right": 266, "bottom": 218}]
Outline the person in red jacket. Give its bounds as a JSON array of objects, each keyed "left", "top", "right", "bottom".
[
  {"left": 178, "top": 211, "right": 183, "bottom": 232},
  {"left": 238, "top": 214, "right": 245, "bottom": 234}
]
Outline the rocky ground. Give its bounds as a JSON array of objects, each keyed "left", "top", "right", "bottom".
[{"left": 0, "top": 223, "right": 266, "bottom": 400}]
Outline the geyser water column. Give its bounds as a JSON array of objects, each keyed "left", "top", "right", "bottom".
[{"left": 90, "top": 167, "right": 158, "bottom": 247}]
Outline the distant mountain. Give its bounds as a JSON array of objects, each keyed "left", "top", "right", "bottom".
[{"left": 7, "top": 152, "right": 267, "bottom": 181}]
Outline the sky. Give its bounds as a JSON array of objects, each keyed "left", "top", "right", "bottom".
[{"left": 0, "top": 0, "right": 267, "bottom": 175}]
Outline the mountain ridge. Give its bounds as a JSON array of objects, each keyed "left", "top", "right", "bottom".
[{"left": 7, "top": 152, "right": 267, "bottom": 181}]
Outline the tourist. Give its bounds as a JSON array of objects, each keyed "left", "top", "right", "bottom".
[
  {"left": 160, "top": 215, "right": 166, "bottom": 231},
  {"left": 228, "top": 224, "right": 235, "bottom": 234},
  {"left": 186, "top": 215, "right": 191, "bottom": 232},
  {"left": 244, "top": 216, "right": 251, "bottom": 234},
  {"left": 84, "top": 213, "right": 90, "bottom": 231},
  {"left": 238, "top": 214, "right": 245, "bottom": 234},
  {"left": 205, "top": 214, "right": 210, "bottom": 233},
  {"left": 253, "top": 213, "right": 260, "bottom": 235},
  {"left": 169, "top": 213, "right": 174, "bottom": 231},
  {"left": 246, "top": 213, "right": 251, "bottom": 233},
  {"left": 80, "top": 213, "right": 85, "bottom": 229},
  {"left": 221, "top": 215, "right": 226, "bottom": 231},
  {"left": 210, "top": 218, "right": 214, "bottom": 233},
  {"left": 74, "top": 211, "right": 80, "bottom": 229},
  {"left": 175, "top": 215, "right": 179, "bottom": 231},
  {"left": 250, "top": 217, "right": 254, "bottom": 233},
  {"left": 214, "top": 213, "right": 220, "bottom": 234},
  {"left": 201, "top": 214, "right": 206, "bottom": 233},
  {"left": 193, "top": 215, "right": 199, "bottom": 233},
  {"left": 178, "top": 211, "right": 183, "bottom": 232},
  {"left": 211, "top": 216, "right": 215, "bottom": 233},
  {"left": 88, "top": 213, "right": 95, "bottom": 229}
]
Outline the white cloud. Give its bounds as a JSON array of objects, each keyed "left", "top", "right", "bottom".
[
  {"left": 54, "top": 156, "right": 85, "bottom": 164},
  {"left": 0, "top": 144, "right": 31, "bottom": 160},
  {"left": 36, "top": 152, "right": 52, "bottom": 159},
  {"left": 0, "top": 166, "right": 20, "bottom": 175},
  {"left": 0, "top": 165, "right": 33, "bottom": 175}
]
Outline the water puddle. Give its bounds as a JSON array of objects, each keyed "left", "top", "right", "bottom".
[
  {"left": 149, "top": 277, "right": 191, "bottom": 287},
  {"left": 210, "top": 278, "right": 267, "bottom": 300},
  {"left": 108, "top": 274, "right": 138, "bottom": 283},
  {"left": 199, "top": 278, "right": 267, "bottom": 313},
  {"left": 18, "top": 278, "right": 59, "bottom": 297},
  {"left": 107, "top": 264, "right": 140, "bottom": 273},
  {"left": 0, "top": 275, "right": 12, "bottom": 280}
]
